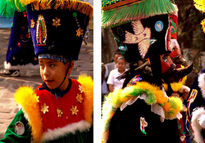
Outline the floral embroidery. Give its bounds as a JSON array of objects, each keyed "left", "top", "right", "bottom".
[
  {"left": 52, "top": 17, "right": 61, "bottom": 28},
  {"left": 41, "top": 103, "right": 49, "bottom": 114},
  {"left": 140, "top": 117, "right": 148, "bottom": 135},
  {"left": 70, "top": 106, "right": 79, "bottom": 115},
  {"left": 57, "top": 108, "right": 63, "bottom": 117},
  {"left": 79, "top": 85, "right": 83, "bottom": 93},
  {"left": 76, "top": 28, "right": 83, "bottom": 37},
  {"left": 30, "top": 19, "right": 35, "bottom": 28},
  {"left": 76, "top": 94, "right": 83, "bottom": 103}
]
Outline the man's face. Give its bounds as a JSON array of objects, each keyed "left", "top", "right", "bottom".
[
  {"left": 114, "top": 54, "right": 121, "bottom": 64},
  {"left": 116, "top": 59, "right": 126, "bottom": 72},
  {"left": 39, "top": 58, "right": 72, "bottom": 89}
]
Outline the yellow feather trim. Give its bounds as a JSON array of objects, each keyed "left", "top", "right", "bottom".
[
  {"left": 14, "top": 86, "right": 43, "bottom": 143},
  {"left": 163, "top": 96, "right": 182, "bottom": 119},
  {"left": 163, "top": 76, "right": 187, "bottom": 92},
  {"left": 102, "top": 81, "right": 183, "bottom": 142},
  {"left": 78, "top": 75, "right": 93, "bottom": 124},
  {"left": 18, "top": 0, "right": 93, "bottom": 19},
  {"left": 201, "top": 18, "right": 205, "bottom": 33},
  {"left": 194, "top": 0, "right": 205, "bottom": 12}
]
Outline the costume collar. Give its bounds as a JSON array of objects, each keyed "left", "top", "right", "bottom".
[{"left": 39, "top": 78, "right": 72, "bottom": 98}]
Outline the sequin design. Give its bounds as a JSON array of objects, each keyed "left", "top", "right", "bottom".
[
  {"left": 41, "top": 103, "right": 49, "bottom": 114},
  {"left": 52, "top": 17, "right": 61, "bottom": 28},
  {"left": 123, "top": 20, "right": 152, "bottom": 59},
  {"left": 128, "top": 75, "right": 142, "bottom": 86},
  {"left": 57, "top": 108, "right": 63, "bottom": 117},
  {"left": 76, "top": 94, "right": 83, "bottom": 103},
  {"left": 36, "top": 15, "right": 47, "bottom": 46},
  {"left": 140, "top": 117, "right": 148, "bottom": 135},
  {"left": 30, "top": 19, "right": 35, "bottom": 28},
  {"left": 70, "top": 106, "right": 79, "bottom": 115}
]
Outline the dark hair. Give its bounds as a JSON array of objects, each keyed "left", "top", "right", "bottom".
[{"left": 114, "top": 49, "right": 122, "bottom": 56}]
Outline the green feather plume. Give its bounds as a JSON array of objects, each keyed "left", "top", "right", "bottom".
[
  {"left": 102, "top": 0, "right": 176, "bottom": 28},
  {"left": 0, "top": 0, "right": 26, "bottom": 17}
]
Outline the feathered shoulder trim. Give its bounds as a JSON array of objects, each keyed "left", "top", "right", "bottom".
[
  {"left": 102, "top": 81, "right": 182, "bottom": 143},
  {"left": 9, "top": 0, "right": 93, "bottom": 19},
  {"left": 14, "top": 86, "right": 43, "bottom": 142},
  {"left": 78, "top": 75, "right": 93, "bottom": 125}
]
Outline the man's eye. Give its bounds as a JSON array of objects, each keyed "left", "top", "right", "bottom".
[{"left": 49, "top": 64, "right": 55, "bottom": 68}]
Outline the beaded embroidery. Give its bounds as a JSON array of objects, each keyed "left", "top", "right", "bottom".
[{"left": 36, "top": 15, "right": 47, "bottom": 46}]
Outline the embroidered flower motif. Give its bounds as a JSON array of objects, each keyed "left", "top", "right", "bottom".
[
  {"left": 30, "top": 19, "right": 35, "bottom": 28},
  {"left": 76, "top": 94, "right": 83, "bottom": 103},
  {"left": 41, "top": 103, "right": 49, "bottom": 114},
  {"left": 57, "top": 108, "right": 63, "bottom": 117},
  {"left": 70, "top": 106, "right": 79, "bottom": 115},
  {"left": 140, "top": 117, "right": 148, "bottom": 135},
  {"left": 52, "top": 17, "right": 61, "bottom": 28},
  {"left": 76, "top": 28, "right": 83, "bottom": 37},
  {"left": 78, "top": 85, "right": 83, "bottom": 93}
]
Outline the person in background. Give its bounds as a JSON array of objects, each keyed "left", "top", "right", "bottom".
[
  {"left": 105, "top": 50, "right": 122, "bottom": 77},
  {"left": 107, "top": 56, "right": 127, "bottom": 92},
  {"left": 102, "top": 62, "right": 109, "bottom": 101},
  {"left": 0, "top": 11, "right": 39, "bottom": 77}
]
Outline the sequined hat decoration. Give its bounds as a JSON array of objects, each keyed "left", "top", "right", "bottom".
[{"left": 9, "top": 0, "right": 93, "bottom": 60}]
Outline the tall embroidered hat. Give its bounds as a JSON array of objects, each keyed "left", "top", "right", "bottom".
[
  {"left": 10, "top": 0, "right": 93, "bottom": 61},
  {"left": 102, "top": 0, "right": 193, "bottom": 85},
  {"left": 102, "top": 0, "right": 177, "bottom": 62}
]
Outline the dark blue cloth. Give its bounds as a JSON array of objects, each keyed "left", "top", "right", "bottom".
[{"left": 6, "top": 11, "right": 38, "bottom": 66}]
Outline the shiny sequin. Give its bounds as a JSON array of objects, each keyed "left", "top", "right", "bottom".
[
  {"left": 30, "top": 19, "right": 35, "bottom": 28},
  {"left": 76, "top": 28, "right": 83, "bottom": 37},
  {"left": 52, "top": 17, "right": 61, "bottom": 28},
  {"left": 70, "top": 106, "right": 79, "bottom": 115},
  {"left": 57, "top": 108, "right": 63, "bottom": 117},
  {"left": 76, "top": 94, "right": 83, "bottom": 103},
  {"left": 41, "top": 103, "right": 49, "bottom": 114},
  {"left": 78, "top": 85, "right": 83, "bottom": 93}
]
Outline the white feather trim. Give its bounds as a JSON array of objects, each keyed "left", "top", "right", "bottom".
[
  {"left": 198, "top": 73, "right": 205, "bottom": 99},
  {"left": 4, "top": 61, "right": 40, "bottom": 76},
  {"left": 4, "top": 61, "right": 39, "bottom": 70},
  {"left": 41, "top": 120, "right": 91, "bottom": 142},
  {"left": 191, "top": 107, "right": 205, "bottom": 143}
]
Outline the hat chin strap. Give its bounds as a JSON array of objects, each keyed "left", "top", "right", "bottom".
[{"left": 55, "top": 62, "right": 72, "bottom": 91}]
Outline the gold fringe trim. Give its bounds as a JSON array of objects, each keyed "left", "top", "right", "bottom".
[
  {"left": 14, "top": 86, "right": 43, "bottom": 143},
  {"left": 18, "top": 0, "right": 93, "bottom": 19},
  {"left": 78, "top": 75, "right": 93, "bottom": 124}
]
